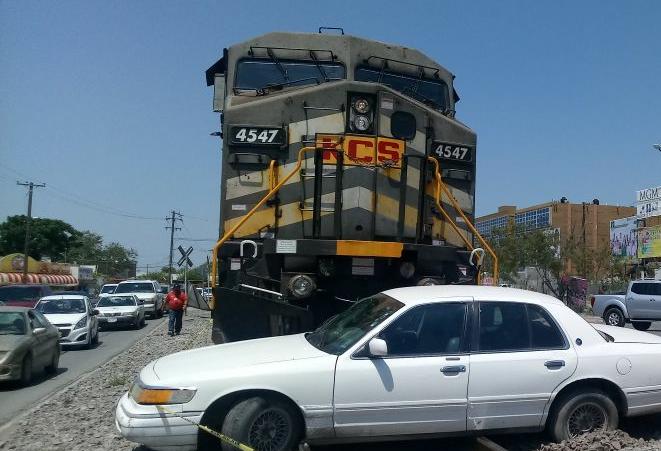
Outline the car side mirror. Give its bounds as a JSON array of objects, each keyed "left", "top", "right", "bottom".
[
  {"left": 92, "top": 309, "right": 100, "bottom": 316},
  {"left": 368, "top": 338, "right": 388, "bottom": 358},
  {"left": 33, "top": 327, "right": 46, "bottom": 335}
]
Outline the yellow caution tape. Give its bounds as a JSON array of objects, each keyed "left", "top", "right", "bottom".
[{"left": 156, "top": 405, "right": 254, "bottom": 451}]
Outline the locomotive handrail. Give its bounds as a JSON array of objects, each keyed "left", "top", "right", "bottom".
[
  {"left": 210, "top": 146, "right": 316, "bottom": 308},
  {"left": 427, "top": 157, "right": 499, "bottom": 285}
]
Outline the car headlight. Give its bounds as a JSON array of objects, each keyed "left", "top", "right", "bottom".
[
  {"left": 75, "top": 316, "right": 88, "bottom": 329},
  {"left": 130, "top": 382, "right": 196, "bottom": 405}
]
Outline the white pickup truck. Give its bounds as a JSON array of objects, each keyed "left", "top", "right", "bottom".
[{"left": 591, "top": 280, "right": 661, "bottom": 331}]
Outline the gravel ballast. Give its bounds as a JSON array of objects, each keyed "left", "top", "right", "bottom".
[{"left": 0, "top": 308, "right": 212, "bottom": 451}]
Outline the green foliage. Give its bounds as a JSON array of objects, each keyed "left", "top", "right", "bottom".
[
  {"left": 0, "top": 215, "right": 77, "bottom": 260},
  {"left": 0, "top": 216, "right": 137, "bottom": 277}
]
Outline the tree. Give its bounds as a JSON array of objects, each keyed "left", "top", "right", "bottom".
[
  {"left": 100, "top": 242, "right": 138, "bottom": 277},
  {"left": 0, "top": 215, "right": 78, "bottom": 261},
  {"left": 67, "top": 231, "right": 103, "bottom": 264}
]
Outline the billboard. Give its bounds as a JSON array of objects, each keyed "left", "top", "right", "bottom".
[
  {"left": 638, "top": 225, "right": 661, "bottom": 259},
  {"left": 610, "top": 217, "right": 637, "bottom": 259},
  {"left": 637, "top": 186, "right": 661, "bottom": 219}
]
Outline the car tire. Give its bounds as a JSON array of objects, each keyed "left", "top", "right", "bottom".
[
  {"left": 45, "top": 347, "right": 59, "bottom": 374},
  {"left": 633, "top": 321, "right": 652, "bottom": 331},
  {"left": 221, "top": 396, "right": 302, "bottom": 451},
  {"left": 134, "top": 318, "right": 141, "bottom": 329},
  {"left": 549, "top": 390, "right": 618, "bottom": 442},
  {"left": 603, "top": 308, "right": 625, "bottom": 327},
  {"left": 140, "top": 316, "right": 146, "bottom": 327},
  {"left": 20, "top": 354, "right": 33, "bottom": 386}
]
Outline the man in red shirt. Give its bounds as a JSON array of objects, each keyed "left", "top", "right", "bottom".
[{"left": 164, "top": 283, "right": 187, "bottom": 336}]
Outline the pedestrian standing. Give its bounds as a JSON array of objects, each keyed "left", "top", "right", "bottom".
[{"left": 164, "top": 283, "right": 187, "bottom": 336}]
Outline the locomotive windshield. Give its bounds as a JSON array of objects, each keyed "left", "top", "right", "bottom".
[
  {"left": 355, "top": 66, "right": 449, "bottom": 111},
  {"left": 235, "top": 58, "right": 345, "bottom": 92}
]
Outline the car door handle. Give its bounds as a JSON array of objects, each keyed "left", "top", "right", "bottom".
[
  {"left": 650, "top": 299, "right": 656, "bottom": 302},
  {"left": 441, "top": 365, "right": 466, "bottom": 374},
  {"left": 544, "top": 360, "right": 565, "bottom": 369}
]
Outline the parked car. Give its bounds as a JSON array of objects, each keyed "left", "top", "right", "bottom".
[
  {"left": 0, "top": 285, "right": 53, "bottom": 308},
  {"left": 35, "top": 295, "right": 99, "bottom": 349},
  {"left": 0, "top": 306, "right": 60, "bottom": 385},
  {"left": 96, "top": 295, "right": 145, "bottom": 329},
  {"left": 591, "top": 280, "right": 661, "bottom": 330},
  {"left": 116, "top": 286, "right": 661, "bottom": 451},
  {"left": 114, "top": 280, "right": 164, "bottom": 318}
]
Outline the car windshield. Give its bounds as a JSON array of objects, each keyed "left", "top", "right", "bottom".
[
  {"left": 36, "top": 298, "right": 87, "bottom": 314},
  {"left": 235, "top": 58, "right": 345, "bottom": 93},
  {"left": 355, "top": 66, "right": 449, "bottom": 112},
  {"left": 97, "top": 296, "right": 136, "bottom": 307},
  {"left": 115, "top": 283, "right": 153, "bottom": 294},
  {"left": 306, "top": 293, "right": 404, "bottom": 355},
  {"left": 0, "top": 286, "right": 41, "bottom": 302},
  {"left": 100, "top": 285, "right": 116, "bottom": 294},
  {"left": 0, "top": 312, "right": 27, "bottom": 335}
]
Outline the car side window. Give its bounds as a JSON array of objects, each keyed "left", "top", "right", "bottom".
[
  {"left": 33, "top": 311, "right": 50, "bottom": 328},
  {"left": 379, "top": 303, "right": 466, "bottom": 356},
  {"left": 528, "top": 304, "right": 565, "bottom": 349},
  {"left": 651, "top": 284, "right": 661, "bottom": 296},
  {"left": 28, "top": 311, "right": 47, "bottom": 329},
  {"left": 478, "top": 302, "right": 529, "bottom": 352},
  {"left": 631, "top": 283, "right": 650, "bottom": 295}
]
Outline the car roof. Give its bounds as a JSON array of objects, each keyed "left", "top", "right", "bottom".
[
  {"left": 0, "top": 306, "right": 31, "bottom": 313},
  {"left": 40, "top": 295, "right": 87, "bottom": 300},
  {"left": 102, "top": 283, "right": 117, "bottom": 286},
  {"left": 382, "top": 285, "right": 564, "bottom": 306},
  {"left": 118, "top": 280, "right": 156, "bottom": 283}
]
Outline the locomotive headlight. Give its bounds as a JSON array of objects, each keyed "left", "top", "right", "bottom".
[
  {"left": 288, "top": 275, "right": 316, "bottom": 299},
  {"left": 353, "top": 115, "right": 372, "bottom": 131},
  {"left": 352, "top": 97, "right": 371, "bottom": 114},
  {"left": 417, "top": 277, "right": 441, "bottom": 286},
  {"left": 399, "top": 262, "right": 416, "bottom": 279}
]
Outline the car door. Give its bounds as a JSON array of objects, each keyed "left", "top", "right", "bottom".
[
  {"left": 333, "top": 300, "right": 471, "bottom": 437},
  {"left": 467, "top": 302, "right": 577, "bottom": 431},
  {"left": 27, "top": 310, "right": 51, "bottom": 368},
  {"left": 627, "top": 282, "right": 655, "bottom": 319}
]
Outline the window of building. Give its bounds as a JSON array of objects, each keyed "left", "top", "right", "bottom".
[{"left": 379, "top": 303, "right": 466, "bottom": 356}]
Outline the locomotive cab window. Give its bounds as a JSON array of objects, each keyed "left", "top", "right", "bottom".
[
  {"left": 355, "top": 66, "right": 449, "bottom": 112},
  {"left": 235, "top": 58, "right": 345, "bottom": 93}
]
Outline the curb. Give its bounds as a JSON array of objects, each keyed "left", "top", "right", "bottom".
[{"left": 0, "top": 315, "right": 169, "bottom": 442}]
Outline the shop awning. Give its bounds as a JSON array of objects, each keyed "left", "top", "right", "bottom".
[{"left": 0, "top": 272, "right": 78, "bottom": 287}]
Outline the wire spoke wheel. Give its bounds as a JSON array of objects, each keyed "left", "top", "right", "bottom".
[
  {"left": 248, "top": 407, "right": 291, "bottom": 451},
  {"left": 567, "top": 401, "right": 607, "bottom": 437}
]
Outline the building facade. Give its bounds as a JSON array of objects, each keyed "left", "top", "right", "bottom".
[{"left": 477, "top": 201, "right": 636, "bottom": 274}]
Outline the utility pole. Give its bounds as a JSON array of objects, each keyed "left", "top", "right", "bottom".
[
  {"left": 165, "top": 210, "right": 182, "bottom": 286},
  {"left": 17, "top": 181, "right": 46, "bottom": 283}
]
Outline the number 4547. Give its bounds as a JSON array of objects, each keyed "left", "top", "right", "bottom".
[
  {"left": 235, "top": 128, "right": 279, "bottom": 143},
  {"left": 436, "top": 145, "right": 468, "bottom": 160}
]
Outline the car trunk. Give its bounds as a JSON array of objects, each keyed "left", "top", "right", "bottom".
[{"left": 592, "top": 324, "right": 661, "bottom": 344}]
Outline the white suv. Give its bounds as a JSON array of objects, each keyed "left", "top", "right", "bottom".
[{"left": 113, "top": 280, "right": 164, "bottom": 318}]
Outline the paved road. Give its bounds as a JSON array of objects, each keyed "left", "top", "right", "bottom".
[{"left": 0, "top": 315, "right": 166, "bottom": 428}]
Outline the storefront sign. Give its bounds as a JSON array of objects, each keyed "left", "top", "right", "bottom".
[
  {"left": 610, "top": 216, "right": 638, "bottom": 259},
  {"left": 638, "top": 225, "right": 661, "bottom": 259},
  {"left": 637, "top": 186, "right": 661, "bottom": 219}
]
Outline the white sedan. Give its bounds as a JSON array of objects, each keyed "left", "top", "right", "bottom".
[
  {"left": 35, "top": 295, "right": 99, "bottom": 349},
  {"left": 96, "top": 295, "right": 145, "bottom": 329},
  {"left": 115, "top": 286, "right": 661, "bottom": 451}
]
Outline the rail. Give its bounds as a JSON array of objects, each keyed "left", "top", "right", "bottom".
[
  {"left": 427, "top": 157, "right": 499, "bottom": 285},
  {"left": 210, "top": 146, "right": 316, "bottom": 308}
]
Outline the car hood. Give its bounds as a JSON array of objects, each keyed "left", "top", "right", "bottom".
[
  {"left": 42, "top": 312, "right": 86, "bottom": 326},
  {"left": 98, "top": 306, "right": 138, "bottom": 314},
  {"left": 0, "top": 334, "right": 30, "bottom": 352},
  {"left": 127, "top": 293, "right": 156, "bottom": 300},
  {"left": 152, "top": 333, "right": 328, "bottom": 382},
  {"left": 593, "top": 324, "right": 661, "bottom": 344}
]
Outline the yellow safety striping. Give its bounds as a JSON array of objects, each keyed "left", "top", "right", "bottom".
[
  {"left": 156, "top": 405, "right": 254, "bottom": 451},
  {"left": 336, "top": 240, "right": 403, "bottom": 258}
]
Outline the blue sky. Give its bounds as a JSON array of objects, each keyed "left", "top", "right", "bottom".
[{"left": 1, "top": 0, "right": 660, "bottom": 268}]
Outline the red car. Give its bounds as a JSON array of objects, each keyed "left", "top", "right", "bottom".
[{"left": 0, "top": 285, "right": 53, "bottom": 308}]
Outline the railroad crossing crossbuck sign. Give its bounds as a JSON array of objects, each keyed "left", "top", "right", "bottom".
[{"left": 177, "top": 245, "right": 193, "bottom": 268}]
